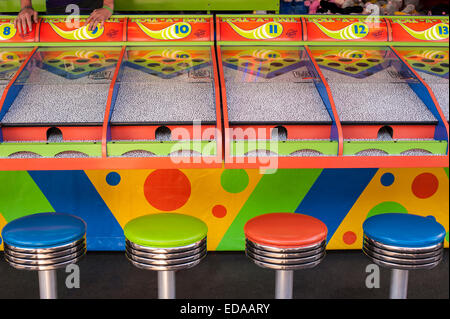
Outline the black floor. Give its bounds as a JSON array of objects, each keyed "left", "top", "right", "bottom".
[{"left": 0, "top": 250, "right": 448, "bottom": 299}]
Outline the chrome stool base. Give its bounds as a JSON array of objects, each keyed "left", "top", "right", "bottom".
[
  {"left": 125, "top": 238, "right": 207, "bottom": 299},
  {"left": 3, "top": 238, "right": 86, "bottom": 299},
  {"left": 363, "top": 235, "right": 444, "bottom": 299},
  {"left": 245, "top": 239, "right": 326, "bottom": 299}
]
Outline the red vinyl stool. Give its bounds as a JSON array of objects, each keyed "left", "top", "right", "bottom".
[{"left": 244, "top": 213, "right": 328, "bottom": 299}]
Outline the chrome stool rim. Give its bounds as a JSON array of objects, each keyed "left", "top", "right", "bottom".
[
  {"left": 246, "top": 249, "right": 325, "bottom": 266},
  {"left": 126, "top": 251, "right": 206, "bottom": 271},
  {"left": 363, "top": 235, "right": 444, "bottom": 254},
  {"left": 5, "top": 253, "right": 85, "bottom": 271},
  {"left": 126, "top": 248, "right": 206, "bottom": 266},
  {"left": 125, "top": 244, "right": 206, "bottom": 259},
  {"left": 3, "top": 237, "right": 86, "bottom": 254},
  {"left": 246, "top": 241, "right": 325, "bottom": 259},
  {"left": 363, "top": 234, "right": 445, "bottom": 270},
  {"left": 126, "top": 244, "right": 206, "bottom": 260},
  {"left": 362, "top": 240, "right": 443, "bottom": 259},
  {"left": 125, "top": 238, "right": 207, "bottom": 254},
  {"left": 250, "top": 254, "right": 326, "bottom": 271},
  {"left": 364, "top": 251, "right": 442, "bottom": 271},
  {"left": 5, "top": 247, "right": 86, "bottom": 266},
  {"left": 3, "top": 237, "right": 86, "bottom": 271},
  {"left": 363, "top": 244, "right": 443, "bottom": 266},
  {"left": 4, "top": 242, "right": 86, "bottom": 259},
  {"left": 245, "top": 238, "right": 326, "bottom": 271},
  {"left": 246, "top": 239, "right": 326, "bottom": 253},
  {"left": 125, "top": 237, "right": 207, "bottom": 272}
]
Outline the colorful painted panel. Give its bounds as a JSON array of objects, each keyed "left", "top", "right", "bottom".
[
  {"left": 218, "top": 16, "right": 302, "bottom": 42},
  {"left": 39, "top": 17, "right": 125, "bottom": 43},
  {"left": 0, "top": 17, "right": 37, "bottom": 43},
  {"left": 0, "top": 168, "right": 448, "bottom": 251},
  {"left": 390, "top": 17, "right": 449, "bottom": 43},
  {"left": 304, "top": 16, "right": 388, "bottom": 42},
  {"left": 127, "top": 17, "right": 212, "bottom": 42}
]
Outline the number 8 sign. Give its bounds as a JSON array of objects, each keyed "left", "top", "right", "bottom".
[{"left": 0, "top": 23, "right": 17, "bottom": 41}]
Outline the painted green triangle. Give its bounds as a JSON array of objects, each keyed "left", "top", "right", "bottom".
[
  {"left": 216, "top": 169, "right": 323, "bottom": 251},
  {"left": 0, "top": 171, "right": 54, "bottom": 222}
]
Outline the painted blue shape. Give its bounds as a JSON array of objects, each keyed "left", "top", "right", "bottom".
[
  {"left": 295, "top": 168, "right": 378, "bottom": 243},
  {"left": 28, "top": 171, "right": 125, "bottom": 251},
  {"left": 389, "top": 48, "right": 448, "bottom": 144},
  {"left": 380, "top": 173, "right": 395, "bottom": 187},
  {"left": 363, "top": 213, "right": 446, "bottom": 247},
  {"left": 106, "top": 172, "right": 121, "bottom": 186},
  {"left": 2, "top": 212, "right": 86, "bottom": 249},
  {"left": 303, "top": 47, "right": 339, "bottom": 144}
]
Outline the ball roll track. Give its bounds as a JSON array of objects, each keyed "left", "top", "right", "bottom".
[
  {"left": 3, "top": 237, "right": 86, "bottom": 272},
  {"left": 224, "top": 66, "right": 332, "bottom": 124},
  {"left": 111, "top": 65, "right": 216, "bottom": 124},
  {"left": 320, "top": 68, "right": 439, "bottom": 124},
  {"left": 245, "top": 239, "right": 326, "bottom": 271},
  {"left": 125, "top": 238, "right": 207, "bottom": 272},
  {"left": 413, "top": 71, "right": 449, "bottom": 121}
]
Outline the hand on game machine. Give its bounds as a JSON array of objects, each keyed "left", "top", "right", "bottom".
[
  {"left": 85, "top": 0, "right": 114, "bottom": 31},
  {"left": 14, "top": 0, "right": 38, "bottom": 35},
  {"left": 308, "top": 0, "right": 322, "bottom": 13}
]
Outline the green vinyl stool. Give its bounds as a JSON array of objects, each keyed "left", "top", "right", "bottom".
[{"left": 124, "top": 213, "right": 208, "bottom": 299}]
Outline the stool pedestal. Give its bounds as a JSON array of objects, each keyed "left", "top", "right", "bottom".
[
  {"left": 1, "top": 213, "right": 87, "bottom": 299},
  {"left": 275, "top": 270, "right": 294, "bottom": 299},
  {"left": 363, "top": 213, "right": 446, "bottom": 299},
  {"left": 390, "top": 269, "right": 409, "bottom": 299},
  {"left": 38, "top": 270, "right": 58, "bottom": 299},
  {"left": 244, "top": 213, "right": 328, "bottom": 299},
  {"left": 124, "top": 213, "right": 208, "bottom": 299},
  {"left": 246, "top": 239, "right": 326, "bottom": 299},
  {"left": 158, "top": 270, "right": 176, "bottom": 299},
  {"left": 126, "top": 238, "right": 207, "bottom": 299}
]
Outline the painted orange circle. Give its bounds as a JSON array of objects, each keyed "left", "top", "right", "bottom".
[
  {"left": 412, "top": 173, "right": 439, "bottom": 199},
  {"left": 144, "top": 169, "right": 191, "bottom": 211},
  {"left": 212, "top": 205, "right": 227, "bottom": 218},
  {"left": 343, "top": 231, "right": 357, "bottom": 245}
]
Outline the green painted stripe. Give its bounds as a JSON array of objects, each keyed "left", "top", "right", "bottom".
[
  {"left": 0, "top": 142, "right": 102, "bottom": 158},
  {"left": 231, "top": 140, "right": 338, "bottom": 156},
  {"left": 216, "top": 169, "right": 323, "bottom": 251},
  {"left": 444, "top": 167, "right": 449, "bottom": 178},
  {"left": 107, "top": 141, "right": 216, "bottom": 157},
  {"left": 343, "top": 140, "right": 448, "bottom": 156},
  {"left": 0, "top": 171, "right": 54, "bottom": 222}
]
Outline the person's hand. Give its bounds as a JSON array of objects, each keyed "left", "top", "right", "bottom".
[
  {"left": 85, "top": 8, "right": 112, "bottom": 31},
  {"left": 14, "top": 7, "right": 38, "bottom": 35}
]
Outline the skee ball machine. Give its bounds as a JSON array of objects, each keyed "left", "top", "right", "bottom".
[
  {"left": 0, "top": 15, "right": 222, "bottom": 170},
  {"left": 217, "top": 15, "right": 449, "bottom": 168}
]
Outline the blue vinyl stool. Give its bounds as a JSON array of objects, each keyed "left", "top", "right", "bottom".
[
  {"left": 363, "top": 213, "right": 446, "bottom": 299},
  {"left": 1, "top": 213, "right": 87, "bottom": 299}
]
